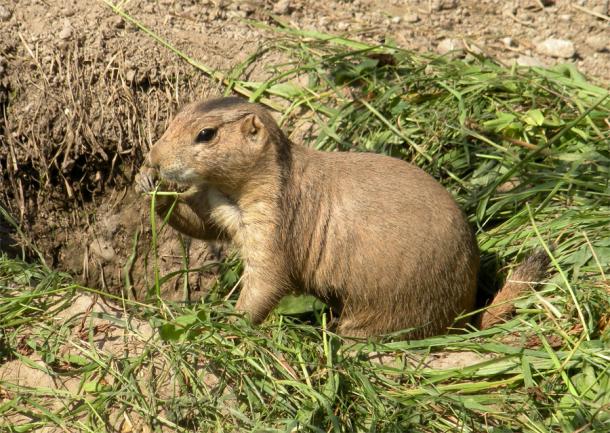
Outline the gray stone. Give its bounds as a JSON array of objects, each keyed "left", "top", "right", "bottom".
[{"left": 536, "top": 38, "right": 575, "bottom": 58}]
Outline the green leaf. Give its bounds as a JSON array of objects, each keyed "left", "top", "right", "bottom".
[
  {"left": 483, "top": 112, "right": 518, "bottom": 132},
  {"left": 174, "top": 314, "right": 198, "bottom": 327},
  {"left": 82, "top": 380, "right": 109, "bottom": 393},
  {"left": 158, "top": 323, "right": 184, "bottom": 341},
  {"left": 523, "top": 109, "right": 544, "bottom": 126},
  {"left": 275, "top": 295, "right": 322, "bottom": 315},
  {"left": 62, "top": 354, "right": 90, "bottom": 367}
]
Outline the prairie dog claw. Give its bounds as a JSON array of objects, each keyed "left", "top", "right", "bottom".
[{"left": 135, "top": 166, "right": 159, "bottom": 194}]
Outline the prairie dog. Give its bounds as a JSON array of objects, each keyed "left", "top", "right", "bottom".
[{"left": 136, "top": 97, "right": 544, "bottom": 338}]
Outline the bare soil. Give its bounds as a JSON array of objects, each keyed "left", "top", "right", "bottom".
[{"left": 0, "top": 0, "right": 608, "bottom": 299}]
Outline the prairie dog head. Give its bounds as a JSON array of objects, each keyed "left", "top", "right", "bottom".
[{"left": 148, "top": 97, "right": 286, "bottom": 190}]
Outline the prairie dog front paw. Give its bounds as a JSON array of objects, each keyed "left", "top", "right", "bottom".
[{"left": 135, "top": 166, "right": 159, "bottom": 194}]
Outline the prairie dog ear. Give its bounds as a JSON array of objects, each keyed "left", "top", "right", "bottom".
[{"left": 241, "top": 113, "right": 266, "bottom": 141}]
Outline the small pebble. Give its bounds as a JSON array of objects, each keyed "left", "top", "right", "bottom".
[
  {"left": 430, "top": 0, "right": 458, "bottom": 11},
  {"left": 437, "top": 38, "right": 464, "bottom": 54},
  {"left": 502, "top": 4, "right": 517, "bottom": 16},
  {"left": 89, "top": 239, "right": 116, "bottom": 263},
  {"left": 112, "top": 16, "right": 125, "bottom": 29},
  {"left": 0, "top": 5, "right": 12, "bottom": 21},
  {"left": 516, "top": 55, "right": 545, "bottom": 67},
  {"left": 125, "top": 69, "right": 136, "bottom": 82},
  {"left": 273, "top": 0, "right": 292, "bottom": 15},
  {"left": 403, "top": 13, "right": 420, "bottom": 23},
  {"left": 468, "top": 43, "right": 484, "bottom": 55},
  {"left": 502, "top": 37, "right": 514, "bottom": 48},
  {"left": 336, "top": 21, "right": 349, "bottom": 31},
  {"left": 59, "top": 23, "right": 73, "bottom": 40},
  {"left": 585, "top": 34, "right": 608, "bottom": 52},
  {"left": 239, "top": 2, "right": 256, "bottom": 13},
  {"left": 391, "top": 16, "right": 401, "bottom": 24},
  {"left": 536, "top": 38, "right": 575, "bottom": 58},
  {"left": 592, "top": 5, "right": 609, "bottom": 17}
]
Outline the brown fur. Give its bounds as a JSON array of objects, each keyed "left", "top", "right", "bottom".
[
  {"left": 135, "top": 97, "right": 546, "bottom": 338},
  {"left": 479, "top": 250, "right": 550, "bottom": 329}
]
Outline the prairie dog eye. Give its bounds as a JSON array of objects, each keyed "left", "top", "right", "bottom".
[{"left": 195, "top": 128, "right": 217, "bottom": 143}]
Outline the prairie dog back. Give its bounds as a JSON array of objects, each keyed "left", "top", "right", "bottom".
[{"left": 278, "top": 149, "right": 479, "bottom": 337}]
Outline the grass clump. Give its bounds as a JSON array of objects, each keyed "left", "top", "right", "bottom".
[{"left": 2, "top": 8, "right": 610, "bottom": 433}]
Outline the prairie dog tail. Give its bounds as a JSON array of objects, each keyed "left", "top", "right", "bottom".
[{"left": 480, "top": 250, "right": 550, "bottom": 329}]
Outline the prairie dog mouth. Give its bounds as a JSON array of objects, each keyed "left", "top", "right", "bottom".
[{"left": 159, "top": 167, "right": 201, "bottom": 189}]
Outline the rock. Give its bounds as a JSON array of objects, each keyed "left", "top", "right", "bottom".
[
  {"left": 228, "top": 9, "right": 248, "bottom": 18},
  {"left": 403, "top": 13, "right": 420, "bottom": 23},
  {"left": 63, "top": 7, "right": 75, "bottom": 17},
  {"left": 112, "top": 16, "right": 125, "bottom": 29},
  {"left": 592, "top": 5, "right": 609, "bottom": 17},
  {"left": 559, "top": 14, "right": 571, "bottom": 22},
  {"left": 336, "top": 21, "right": 349, "bottom": 31},
  {"left": 502, "top": 4, "right": 517, "bottom": 16},
  {"left": 239, "top": 2, "right": 256, "bottom": 14},
  {"left": 502, "top": 37, "right": 514, "bottom": 48},
  {"left": 0, "top": 5, "right": 12, "bottom": 21},
  {"left": 437, "top": 38, "right": 464, "bottom": 54},
  {"left": 89, "top": 239, "right": 116, "bottom": 263},
  {"left": 585, "top": 34, "right": 608, "bottom": 52},
  {"left": 468, "top": 43, "right": 484, "bottom": 55},
  {"left": 536, "top": 38, "right": 575, "bottom": 58},
  {"left": 430, "top": 0, "right": 458, "bottom": 11},
  {"left": 391, "top": 16, "right": 402, "bottom": 24},
  {"left": 125, "top": 69, "right": 136, "bottom": 82},
  {"left": 59, "top": 22, "right": 73, "bottom": 40},
  {"left": 273, "top": 0, "right": 292, "bottom": 15},
  {"left": 516, "top": 55, "right": 545, "bottom": 67}
]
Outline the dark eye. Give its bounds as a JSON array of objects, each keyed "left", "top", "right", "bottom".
[{"left": 195, "top": 128, "right": 217, "bottom": 143}]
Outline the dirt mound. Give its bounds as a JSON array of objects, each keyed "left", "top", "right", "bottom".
[{"left": 0, "top": 1, "right": 226, "bottom": 299}]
